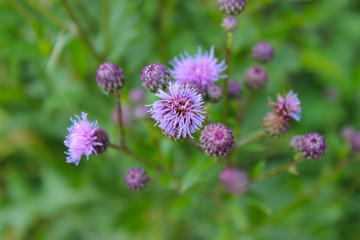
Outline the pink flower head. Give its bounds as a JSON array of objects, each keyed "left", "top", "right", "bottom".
[
  {"left": 269, "top": 90, "right": 301, "bottom": 121},
  {"left": 150, "top": 82, "right": 206, "bottom": 140},
  {"left": 64, "top": 112, "right": 103, "bottom": 166},
  {"left": 169, "top": 46, "right": 227, "bottom": 94}
]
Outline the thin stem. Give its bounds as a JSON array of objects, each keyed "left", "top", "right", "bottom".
[
  {"left": 236, "top": 130, "right": 265, "bottom": 148},
  {"left": 237, "top": 91, "right": 253, "bottom": 130},
  {"left": 222, "top": 32, "right": 233, "bottom": 123},
  {"left": 253, "top": 155, "right": 304, "bottom": 181},
  {"left": 114, "top": 90, "right": 125, "bottom": 146},
  {"left": 109, "top": 143, "right": 163, "bottom": 172},
  {"left": 187, "top": 138, "right": 203, "bottom": 152},
  {"left": 59, "top": 0, "right": 103, "bottom": 63}
]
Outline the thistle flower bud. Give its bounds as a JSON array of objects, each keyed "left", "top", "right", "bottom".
[
  {"left": 129, "top": 87, "right": 145, "bottom": 103},
  {"left": 200, "top": 123, "right": 234, "bottom": 157},
  {"left": 92, "top": 129, "right": 110, "bottom": 155},
  {"left": 301, "top": 132, "right": 327, "bottom": 160},
  {"left": 141, "top": 63, "right": 171, "bottom": 92},
  {"left": 221, "top": 16, "right": 238, "bottom": 32},
  {"left": 350, "top": 133, "right": 360, "bottom": 153},
  {"left": 125, "top": 167, "right": 150, "bottom": 191},
  {"left": 96, "top": 62, "right": 125, "bottom": 92},
  {"left": 290, "top": 135, "right": 303, "bottom": 152},
  {"left": 244, "top": 66, "right": 268, "bottom": 91},
  {"left": 252, "top": 42, "right": 275, "bottom": 63},
  {"left": 207, "top": 85, "right": 223, "bottom": 103},
  {"left": 228, "top": 79, "right": 242, "bottom": 99},
  {"left": 218, "top": 0, "right": 247, "bottom": 16},
  {"left": 220, "top": 167, "right": 250, "bottom": 195},
  {"left": 263, "top": 112, "right": 290, "bottom": 138},
  {"left": 341, "top": 126, "right": 355, "bottom": 142}
]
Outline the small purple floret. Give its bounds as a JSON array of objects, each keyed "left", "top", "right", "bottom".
[
  {"left": 244, "top": 66, "right": 268, "bottom": 91},
  {"left": 350, "top": 133, "right": 360, "bottom": 153},
  {"left": 220, "top": 167, "right": 250, "bottom": 195},
  {"left": 64, "top": 112, "right": 103, "bottom": 166},
  {"left": 125, "top": 167, "right": 150, "bottom": 191},
  {"left": 129, "top": 87, "right": 145, "bottom": 103},
  {"left": 301, "top": 132, "right": 327, "bottom": 160},
  {"left": 252, "top": 42, "right": 275, "bottom": 63},
  {"left": 221, "top": 16, "right": 238, "bottom": 32},
  {"left": 200, "top": 123, "right": 234, "bottom": 157},
  {"left": 170, "top": 46, "right": 227, "bottom": 96},
  {"left": 228, "top": 79, "right": 242, "bottom": 99},
  {"left": 141, "top": 63, "right": 171, "bottom": 92},
  {"left": 150, "top": 82, "right": 206, "bottom": 140},
  {"left": 269, "top": 90, "right": 301, "bottom": 121},
  {"left": 207, "top": 85, "right": 223, "bottom": 103}
]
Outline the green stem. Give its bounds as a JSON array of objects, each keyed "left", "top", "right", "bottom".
[
  {"left": 237, "top": 91, "right": 253, "bottom": 131},
  {"left": 187, "top": 138, "right": 203, "bottom": 153},
  {"left": 236, "top": 130, "right": 264, "bottom": 148},
  {"left": 59, "top": 0, "right": 103, "bottom": 63},
  {"left": 253, "top": 155, "right": 304, "bottom": 181},
  {"left": 114, "top": 90, "right": 125, "bottom": 147},
  {"left": 222, "top": 32, "right": 233, "bottom": 123}
]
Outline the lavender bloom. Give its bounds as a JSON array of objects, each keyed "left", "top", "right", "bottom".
[
  {"left": 170, "top": 46, "right": 227, "bottom": 96},
  {"left": 150, "top": 82, "right": 206, "bottom": 140},
  {"left": 200, "top": 123, "right": 234, "bottom": 157},
  {"left": 218, "top": 0, "right": 247, "bottom": 15},
  {"left": 141, "top": 63, "right": 171, "bottom": 92},
  {"left": 350, "top": 133, "right": 360, "bottom": 153},
  {"left": 301, "top": 132, "right": 327, "bottom": 160},
  {"left": 263, "top": 112, "right": 291, "bottom": 138},
  {"left": 268, "top": 90, "right": 301, "bottom": 121},
  {"left": 252, "top": 42, "right": 275, "bottom": 63},
  {"left": 221, "top": 16, "right": 238, "bottom": 32},
  {"left": 228, "top": 79, "right": 242, "bottom": 99},
  {"left": 96, "top": 62, "right": 125, "bottom": 92},
  {"left": 207, "top": 85, "right": 223, "bottom": 103},
  {"left": 244, "top": 66, "right": 268, "bottom": 91},
  {"left": 290, "top": 135, "right": 304, "bottom": 152},
  {"left": 341, "top": 126, "right": 355, "bottom": 141},
  {"left": 64, "top": 112, "right": 105, "bottom": 166},
  {"left": 129, "top": 87, "right": 145, "bottom": 103},
  {"left": 220, "top": 167, "right": 250, "bottom": 195},
  {"left": 125, "top": 167, "right": 150, "bottom": 191}
]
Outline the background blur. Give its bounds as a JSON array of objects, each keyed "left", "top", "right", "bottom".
[{"left": 1, "top": 0, "right": 360, "bottom": 239}]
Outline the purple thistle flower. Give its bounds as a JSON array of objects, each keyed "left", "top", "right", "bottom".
[
  {"left": 341, "top": 126, "right": 355, "bottom": 141},
  {"left": 200, "top": 123, "right": 234, "bottom": 157},
  {"left": 141, "top": 63, "right": 171, "bottom": 92},
  {"left": 220, "top": 167, "right": 250, "bottom": 195},
  {"left": 269, "top": 90, "right": 301, "bottom": 121},
  {"left": 125, "top": 167, "right": 150, "bottom": 191},
  {"left": 301, "top": 132, "right": 327, "bottom": 160},
  {"left": 228, "top": 79, "right": 242, "bottom": 99},
  {"left": 64, "top": 112, "right": 105, "bottom": 166},
  {"left": 252, "top": 42, "right": 275, "bottom": 63},
  {"left": 350, "top": 133, "right": 360, "bottom": 153},
  {"left": 263, "top": 112, "right": 291, "bottom": 138},
  {"left": 169, "top": 46, "right": 227, "bottom": 95},
  {"left": 244, "top": 66, "right": 268, "bottom": 91},
  {"left": 96, "top": 62, "right": 125, "bottom": 92},
  {"left": 221, "top": 16, "right": 238, "bottom": 32},
  {"left": 207, "top": 85, "right": 223, "bottom": 103},
  {"left": 218, "top": 0, "right": 247, "bottom": 15},
  {"left": 150, "top": 82, "right": 206, "bottom": 140}
]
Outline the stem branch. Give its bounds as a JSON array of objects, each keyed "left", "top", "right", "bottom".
[
  {"left": 236, "top": 130, "right": 265, "bottom": 148},
  {"left": 114, "top": 90, "right": 125, "bottom": 146}
]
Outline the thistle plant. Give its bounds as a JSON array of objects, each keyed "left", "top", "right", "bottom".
[{"left": 62, "top": 1, "right": 331, "bottom": 195}]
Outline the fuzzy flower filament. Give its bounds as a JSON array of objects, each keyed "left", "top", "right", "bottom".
[
  {"left": 170, "top": 46, "right": 227, "bottom": 95},
  {"left": 150, "top": 83, "right": 206, "bottom": 140},
  {"left": 64, "top": 112, "right": 106, "bottom": 166}
]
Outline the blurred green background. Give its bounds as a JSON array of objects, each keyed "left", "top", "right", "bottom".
[{"left": 1, "top": 0, "right": 360, "bottom": 239}]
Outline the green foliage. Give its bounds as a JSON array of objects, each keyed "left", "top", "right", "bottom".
[{"left": 1, "top": 0, "right": 360, "bottom": 239}]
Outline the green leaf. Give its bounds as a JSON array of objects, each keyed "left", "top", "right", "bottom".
[{"left": 180, "top": 158, "right": 217, "bottom": 193}]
